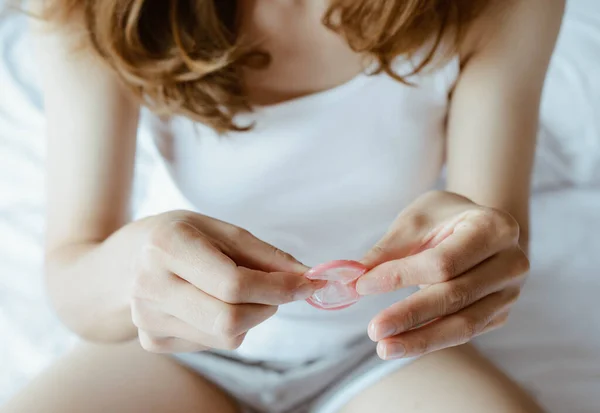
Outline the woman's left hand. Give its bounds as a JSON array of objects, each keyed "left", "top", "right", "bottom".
[{"left": 356, "top": 191, "right": 530, "bottom": 360}]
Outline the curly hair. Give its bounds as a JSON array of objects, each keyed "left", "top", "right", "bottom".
[{"left": 39, "top": 0, "right": 486, "bottom": 132}]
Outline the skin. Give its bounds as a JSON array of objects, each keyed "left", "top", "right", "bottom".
[
  {"left": 2, "top": 0, "right": 564, "bottom": 412},
  {"left": 358, "top": 0, "right": 565, "bottom": 361}
]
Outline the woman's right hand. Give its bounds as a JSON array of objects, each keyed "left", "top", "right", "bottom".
[{"left": 130, "top": 210, "right": 316, "bottom": 354}]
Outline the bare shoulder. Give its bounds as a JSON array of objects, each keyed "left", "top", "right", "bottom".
[{"left": 460, "top": 0, "right": 566, "bottom": 63}]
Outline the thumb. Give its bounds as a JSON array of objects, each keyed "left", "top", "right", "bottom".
[
  {"left": 361, "top": 211, "right": 469, "bottom": 269},
  {"left": 360, "top": 222, "right": 429, "bottom": 269},
  {"left": 360, "top": 191, "right": 474, "bottom": 268}
]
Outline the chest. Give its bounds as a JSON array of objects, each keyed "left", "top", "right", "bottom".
[
  {"left": 151, "top": 73, "right": 449, "bottom": 230},
  {"left": 146, "top": 84, "right": 448, "bottom": 264},
  {"left": 144, "top": 48, "right": 458, "bottom": 261}
]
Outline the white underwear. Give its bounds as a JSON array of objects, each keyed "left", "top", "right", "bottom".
[{"left": 172, "top": 339, "right": 416, "bottom": 413}]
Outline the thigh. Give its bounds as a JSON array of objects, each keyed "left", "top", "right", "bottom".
[
  {"left": 339, "top": 344, "right": 544, "bottom": 413},
  {"left": 2, "top": 341, "right": 239, "bottom": 413}
]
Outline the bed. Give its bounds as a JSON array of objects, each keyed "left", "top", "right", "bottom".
[{"left": 1, "top": 0, "right": 599, "bottom": 411}]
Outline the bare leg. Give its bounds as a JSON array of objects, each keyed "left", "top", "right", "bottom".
[
  {"left": 339, "top": 344, "right": 543, "bottom": 413},
  {"left": 2, "top": 341, "right": 239, "bottom": 413}
]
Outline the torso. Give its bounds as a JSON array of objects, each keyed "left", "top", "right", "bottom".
[{"left": 137, "top": 1, "right": 465, "bottom": 363}]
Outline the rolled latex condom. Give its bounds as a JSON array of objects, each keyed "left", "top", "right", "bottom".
[{"left": 304, "top": 260, "right": 368, "bottom": 310}]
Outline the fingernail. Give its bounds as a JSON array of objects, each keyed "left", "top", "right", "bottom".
[
  {"left": 369, "top": 321, "right": 397, "bottom": 341},
  {"left": 312, "top": 280, "right": 327, "bottom": 289},
  {"left": 355, "top": 278, "right": 382, "bottom": 295},
  {"left": 290, "top": 262, "right": 310, "bottom": 273},
  {"left": 293, "top": 283, "right": 318, "bottom": 301},
  {"left": 378, "top": 342, "right": 406, "bottom": 360}
]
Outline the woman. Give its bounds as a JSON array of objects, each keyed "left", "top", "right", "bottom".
[{"left": 3, "top": 0, "right": 564, "bottom": 412}]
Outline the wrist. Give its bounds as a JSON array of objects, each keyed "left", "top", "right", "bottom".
[{"left": 44, "top": 219, "right": 150, "bottom": 342}]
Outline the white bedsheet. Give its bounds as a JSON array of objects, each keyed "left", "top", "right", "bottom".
[{"left": 1, "top": 0, "right": 599, "bottom": 411}]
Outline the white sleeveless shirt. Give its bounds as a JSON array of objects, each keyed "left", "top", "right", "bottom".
[{"left": 137, "top": 56, "right": 460, "bottom": 364}]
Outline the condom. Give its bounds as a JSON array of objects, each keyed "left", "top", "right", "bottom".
[{"left": 304, "top": 260, "right": 368, "bottom": 310}]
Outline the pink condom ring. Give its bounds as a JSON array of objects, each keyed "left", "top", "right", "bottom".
[{"left": 304, "top": 260, "right": 368, "bottom": 310}]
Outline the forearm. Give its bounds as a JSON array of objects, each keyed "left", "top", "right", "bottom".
[{"left": 44, "top": 218, "right": 150, "bottom": 343}]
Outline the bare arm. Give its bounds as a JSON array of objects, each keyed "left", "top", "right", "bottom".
[
  {"left": 35, "top": 19, "right": 143, "bottom": 341},
  {"left": 34, "top": 17, "right": 313, "bottom": 347},
  {"left": 358, "top": 0, "right": 565, "bottom": 358},
  {"left": 447, "top": 0, "right": 566, "bottom": 250}
]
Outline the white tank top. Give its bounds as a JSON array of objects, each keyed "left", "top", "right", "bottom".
[{"left": 137, "top": 56, "right": 460, "bottom": 363}]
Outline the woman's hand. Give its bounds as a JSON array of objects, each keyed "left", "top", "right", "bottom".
[
  {"left": 357, "top": 191, "right": 529, "bottom": 360},
  {"left": 130, "top": 211, "right": 315, "bottom": 354}
]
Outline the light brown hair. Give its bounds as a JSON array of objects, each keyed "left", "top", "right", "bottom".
[{"left": 39, "top": 0, "right": 486, "bottom": 132}]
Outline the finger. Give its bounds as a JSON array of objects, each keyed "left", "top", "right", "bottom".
[
  {"left": 167, "top": 280, "right": 278, "bottom": 337},
  {"left": 214, "top": 226, "right": 309, "bottom": 274},
  {"left": 138, "top": 331, "right": 208, "bottom": 354},
  {"left": 132, "top": 298, "right": 249, "bottom": 350},
  {"left": 375, "top": 289, "right": 520, "bottom": 360},
  {"left": 155, "top": 221, "right": 317, "bottom": 304},
  {"left": 356, "top": 209, "right": 521, "bottom": 294},
  {"left": 481, "top": 310, "right": 511, "bottom": 335},
  {"left": 147, "top": 218, "right": 240, "bottom": 285},
  {"left": 215, "top": 267, "right": 321, "bottom": 305},
  {"left": 367, "top": 249, "right": 527, "bottom": 340},
  {"left": 361, "top": 215, "right": 433, "bottom": 268},
  {"left": 361, "top": 191, "right": 473, "bottom": 267},
  {"left": 169, "top": 213, "right": 308, "bottom": 273},
  {"left": 140, "top": 321, "right": 248, "bottom": 351},
  {"left": 134, "top": 277, "right": 278, "bottom": 337}
]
